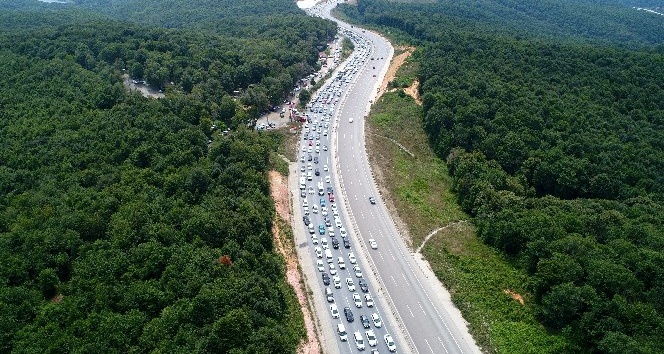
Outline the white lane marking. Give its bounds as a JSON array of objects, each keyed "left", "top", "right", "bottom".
[
  {"left": 406, "top": 304, "right": 415, "bottom": 318},
  {"left": 418, "top": 301, "right": 426, "bottom": 316}
]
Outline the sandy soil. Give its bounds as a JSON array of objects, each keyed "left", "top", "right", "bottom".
[
  {"left": 268, "top": 170, "right": 321, "bottom": 354},
  {"left": 377, "top": 47, "right": 416, "bottom": 100}
]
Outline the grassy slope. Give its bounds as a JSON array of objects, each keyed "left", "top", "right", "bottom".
[{"left": 365, "top": 60, "right": 569, "bottom": 353}]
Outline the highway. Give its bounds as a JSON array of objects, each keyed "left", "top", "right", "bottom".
[{"left": 294, "top": 2, "right": 481, "bottom": 354}]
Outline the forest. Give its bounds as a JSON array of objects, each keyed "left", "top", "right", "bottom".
[
  {"left": 0, "top": 0, "right": 334, "bottom": 352},
  {"left": 339, "top": 0, "right": 664, "bottom": 352}
]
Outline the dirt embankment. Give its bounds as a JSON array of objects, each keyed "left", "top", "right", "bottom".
[
  {"left": 268, "top": 170, "right": 321, "bottom": 354},
  {"left": 378, "top": 46, "right": 421, "bottom": 105}
]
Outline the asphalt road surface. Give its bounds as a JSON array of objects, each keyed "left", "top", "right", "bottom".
[{"left": 296, "top": 2, "right": 482, "bottom": 354}]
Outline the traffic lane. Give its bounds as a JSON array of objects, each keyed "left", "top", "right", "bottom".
[
  {"left": 301, "top": 98, "right": 397, "bottom": 352},
  {"left": 338, "top": 149, "right": 464, "bottom": 354},
  {"left": 336, "top": 71, "right": 468, "bottom": 354},
  {"left": 335, "top": 96, "right": 470, "bottom": 354}
]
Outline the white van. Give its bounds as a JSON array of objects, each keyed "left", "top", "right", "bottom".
[
  {"left": 325, "top": 249, "right": 333, "bottom": 262},
  {"left": 307, "top": 172, "right": 313, "bottom": 181},
  {"left": 354, "top": 331, "right": 365, "bottom": 351},
  {"left": 337, "top": 323, "right": 348, "bottom": 341},
  {"left": 299, "top": 177, "right": 306, "bottom": 190}
]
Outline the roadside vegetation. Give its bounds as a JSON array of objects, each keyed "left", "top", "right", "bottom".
[
  {"left": 343, "top": 0, "right": 664, "bottom": 352},
  {"left": 366, "top": 91, "right": 566, "bottom": 353},
  {"left": 0, "top": 0, "right": 335, "bottom": 352}
]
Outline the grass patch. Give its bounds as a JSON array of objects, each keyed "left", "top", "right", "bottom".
[
  {"left": 367, "top": 92, "right": 465, "bottom": 246},
  {"left": 366, "top": 89, "right": 570, "bottom": 353}
]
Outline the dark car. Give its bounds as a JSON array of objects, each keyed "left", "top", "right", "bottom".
[
  {"left": 327, "top": 186, "right": 334, "bottom": 194},
  {"left": 325, "top": 218, "right": 332, "bottom": 227},
  {"left": 359, "top": 279, "right": 369, "bottom": 293},
  {"left": 315, "top": 168, "right": 320, "bottom": 176},
  {"left": 344, "top": 307, "right": 354, "bottom": 322},
  {"left": 343, "top": 239, "right": 351, "bottom": 249},
  {"left": 303, "top": 216, "right": 310, "bottom": 225},
  {"left": 308, "top": 154, "right": 313, "bottom": 161},
  {"left": 360, "top": 315, "right": 371, "bottom": 329},
  {"left": 331, "top": 237, "right": 340, "bottom": 249},
  {"left": 322, "top": 272, "right": 330, "bottom": 286},
  {"left": 313, "top": 156, "right": 319, "bottom": 164},
  {"left": 300, "top": 190, "right": 306, "bottom": 198}
]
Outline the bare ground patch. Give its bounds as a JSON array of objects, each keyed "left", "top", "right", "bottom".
[
  {"left": 377, "top": 46, "right": 415, "bottom": 100},
  {"left": 268, "top": 170, "right": 321, "bottom": 354}
]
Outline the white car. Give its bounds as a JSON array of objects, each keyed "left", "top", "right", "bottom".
[
  {"left": 354, "top": 331, "right": 365, "bottom": 351},
  {"left": 330, "top": 304, "right": 339, "bottom": 319},
  {"left": 369, "top": 238, "right": 378, "bottom": 249},
  {"left": 348, "top": 252, "right": 357, "bottom": 264},
  {"left": 321, "top": 237, "right": 328, "bottom": 247},
  {"left": 365, "top": 294, "right": 374, "bottom": 308},
  {"left": 317, "top": 259, "right": 324, "bottom": 272},
  {"left": 321, "top": 207, "right": 328, "bottom": 216},
  {"left": 329, "top": 262, "right": 337, "bottom": 275},
  {"left": 349, "top": 117, "right": 354, "bottom": 123},
  {"left": 339, "top": 228, "right": 348, "bottom": 238},
  {"left": 353, "top": 265, "right": 363, "bottom": 278},
  {"left": 352, "top": 293, "right": 362, "bottom": 308},
  {"left": 315, "top": 247, "right": 322, "bottom": 258},
  {"left": 365, "top": 330, "right": 378, "bottom": 347},
  {"left": 384, "top": 334, "right": 397, "bottom": 352},
  {"left": 335, "top": 218, "right": 343, "bottom": 229},
  {"left": 371, "top": 313, "right": 382, "bottom": 328},
  {"left": 337, "top": 323, "right": 348, "bottom": 342},
  {"left": 308, "top": 186, "right": 315, "bottom": 194},
  {"left": 312, "top": 205, "right": 319, "bottom": 214},
  {"left": 337, "top": 257, "right": 346, "bottom": 269},
  {"left": 325, "top": 175, "right": 331, "bottom": 183},
  {"left": 302, "top": 199, "right": 308, "bottom": 208},
  {"left": 323, "top": 164, "right": 329, "bottom": 171},
  {"left": 311, "top": 235, "right": 318, "bottom": 245},
  {"left": 346, "top": 278, "right": 355, "bottom": 292},
  {"left": 333, "top": 275, "right": 341, "bottom": 289}
]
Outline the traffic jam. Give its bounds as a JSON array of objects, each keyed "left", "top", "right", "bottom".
[{"left": 298, "top": 22, "right": 397, "bottom": 354}]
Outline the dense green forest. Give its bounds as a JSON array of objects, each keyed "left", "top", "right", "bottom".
[
  {"left": 0, "top": 0, "right": 334, "bottom": 352},
  {"left": 340, "top": 0, "right": 664, "bottom": 352}
]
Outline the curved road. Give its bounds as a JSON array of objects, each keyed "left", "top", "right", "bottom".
[{"left": 303, "top": 2, "right": 482, "bottom": 354}]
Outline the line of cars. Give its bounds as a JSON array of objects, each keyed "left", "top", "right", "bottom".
[{"left": 299, "top": 7, "right": 397, "bottom": 352}]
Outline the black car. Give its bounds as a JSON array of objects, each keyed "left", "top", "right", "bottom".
[
  {"left": 300, "top": 190, "right": 306, "bottom": 198},
  {"left": 307, "top": 154, "right": 313, "bottom": 161},
  {"left": 315, "top": 168, "right": 320, "bottom": 176},
  {"left": 313, "top": 156, "right": 319, "bottom": 164},
  {"left": 303, "top": 216, "right": 310, "bottom": 225},
  {"left": 344, "top": 307, "right": 354, "bottom": 322},
  {"left": 360, "top": 315, "right": 371, "bottom": 329},
  {"left": 322, "top": 272, "right": 330, "bottom": 286},
  {"left": 326, "top": 186, "right": 334, "bottom": 194},
  {"left": 359, "top": 279, "right": 369, "bottom": 293},
  {"left": 325, "top": 218, "right": 332, "bottom": 227},
  {"left": 343, "top": 239, "right": 351, "bottom": 249}
]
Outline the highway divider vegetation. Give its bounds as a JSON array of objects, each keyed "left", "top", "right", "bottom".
[
  {"left": 0, "top": 0, "right": 333, "bottom": 352},
  {"left": 340, "top": 0, "right": 664, "bottom": 352}
]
